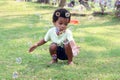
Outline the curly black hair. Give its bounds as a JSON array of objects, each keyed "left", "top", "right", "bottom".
[{"left": 52, "top": 8, "right": 71, "bottom": 23}]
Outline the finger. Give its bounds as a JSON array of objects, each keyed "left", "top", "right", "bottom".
[{"left": 29, "top": 49, "right": 33, "bottom": 53}]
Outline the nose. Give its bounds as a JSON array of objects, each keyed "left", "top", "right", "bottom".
[
  {"left": 61, "top": 24, "right": 65, "bottom": 28},
  {"left": 61, "top": 25, "right": 65, "bottom": 29}
]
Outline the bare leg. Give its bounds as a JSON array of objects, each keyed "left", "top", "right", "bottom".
[
  {"left": 64, "top": 43, "right": 74, "bottom": 65},
  {"left": 49, "top": 43, "right": 58, "bottom": 64}
]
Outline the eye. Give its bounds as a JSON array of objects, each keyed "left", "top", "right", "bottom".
[{"left": 64, "top": 23, "right": 68, "bottom": 26}]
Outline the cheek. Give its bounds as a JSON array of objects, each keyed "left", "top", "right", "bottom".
[
  {"left": 56, "top": 23, "right": 60, "bottom": 26},
  {"left": 65, "top": 26, "right": 67, "bottom": 29}
]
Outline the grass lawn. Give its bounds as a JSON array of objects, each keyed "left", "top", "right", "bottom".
[{"left": 0, "top": 1, "right": 120, "bottom": 80}]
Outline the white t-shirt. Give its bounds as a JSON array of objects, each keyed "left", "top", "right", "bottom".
[{"left": 44, "top": 27, "right": 74, "bottom": 46}]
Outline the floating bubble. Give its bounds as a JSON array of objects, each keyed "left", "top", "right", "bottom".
[
  {"left": 35, "top": 13, "right": 40, "bottom": 17},
  {"left": 46, "top": 22, "right": 53, "bottom": 27},
  {"left": 72, "top": 46, "right": 79, "bottom": 57},
  {"left": 35, "top": 13, "right": 43, "bottom": 21},
  {"left": 69, "top": 26, "right": 73, "bottom": 31},
  {"left": 73, "top": 51, "right": 78, "bottom": 56},
  {"left": 79, "top": 5, "right": 85, "bottom": 11},
  {"left": 88, "top": 16, "right": 94, "bottom": 20},
  {"left": 12, "top": 71, "right": 18, "bottom": 79},
  {"left": 16, "top": 57, "right": 22, "bottom": 64}
]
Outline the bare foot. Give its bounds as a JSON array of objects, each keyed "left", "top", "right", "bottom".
[
  {"left": 68, "top": 61, "right": 74, "bottom": 65},
  {"left": 49, "top": 59, "right": 58, "bottom": 64}
]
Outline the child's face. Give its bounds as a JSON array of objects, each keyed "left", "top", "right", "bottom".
[{"left": 54, "top": 17, "right": 70, "bottom": 31}]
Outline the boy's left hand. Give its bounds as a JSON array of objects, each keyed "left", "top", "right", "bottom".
[{"left": 72, "top": 46, "right": 80, "bottom": 56}]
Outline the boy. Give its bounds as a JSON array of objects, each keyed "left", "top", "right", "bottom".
[{"left": 29, "top": 8, "right": 79, "bottom": 65}]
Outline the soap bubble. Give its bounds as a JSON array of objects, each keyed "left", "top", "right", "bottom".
[
  {"left": 69, "top": 26, "right": 73, "bottom": 31},
  {"left": 35, "top": 13, "right": 43, "bottom": 21},
  {"left": 16, "top": 57, "right": 22, "bottom": 64},
  {"left": 35, "top": 13, "right": 40, "bottom": 17},
  {"left": 88, "top": 16, "right": 94, "bottom": 20},
  {"left": 73, "top": 51, "right": 78, "bottom": 56},
  {"left": 12, "top": 71, "right": 18, "bottom": 79}
]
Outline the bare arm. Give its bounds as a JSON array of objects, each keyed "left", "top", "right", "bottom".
[
  {"left": 69, "top": 40, "right": 80, "bottom": 56},
  {"left": 69, "top": 40, "right": 77, "bottom": 49},
  {"left": 29, "top": 39, "right": 46, "bottom": 53}
]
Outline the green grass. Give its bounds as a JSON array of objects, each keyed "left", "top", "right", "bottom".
[{"left": 0, "top": 1, "right": 120, "bottom": 80}]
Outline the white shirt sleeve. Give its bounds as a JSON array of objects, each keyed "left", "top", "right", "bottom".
[
  {"left": 44, "top": 29, "right": 51, "bottom": 42},
  {"left": 66, "top": 29, "right": 74, "bottom": 42}
]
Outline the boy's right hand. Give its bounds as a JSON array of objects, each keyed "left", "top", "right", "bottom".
[{"left": 29, "top": 44, "right": 37, "bottom": 53}]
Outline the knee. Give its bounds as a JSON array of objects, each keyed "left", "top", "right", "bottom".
[
  {"left": 64, "top": 43, "right": 71, "bottom": 50},
  {"left": 49, "top": 43, "right": 57, "bottom": 51}
]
